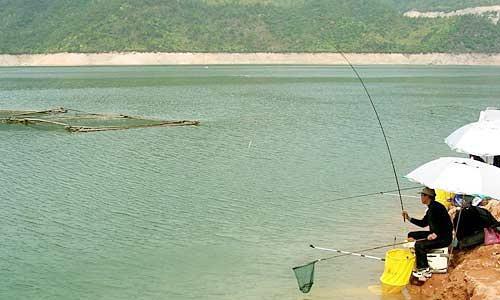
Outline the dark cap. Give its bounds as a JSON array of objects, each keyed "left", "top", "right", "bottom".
[{"left": 419, "top": 187, "right": 436, "bottom": 197}]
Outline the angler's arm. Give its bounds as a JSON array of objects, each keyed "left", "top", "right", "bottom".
[{"left": 410, "top": 214, "right": 428, "bottom": 228}]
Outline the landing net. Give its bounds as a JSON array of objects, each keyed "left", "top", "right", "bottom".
[
  {"left": 292, "top": 261, "right": 316, "bottom": 293},
  {"left": 0, "top": 107, "right": 199, "bottom": 133}
]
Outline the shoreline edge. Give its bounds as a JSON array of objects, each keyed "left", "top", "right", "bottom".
[{"left": 1, "top": 52, "right": 500, "bottom": 67}]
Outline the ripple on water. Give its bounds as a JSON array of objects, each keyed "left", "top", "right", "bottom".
[{"left": 1, "top": 65, "right": 499, "bottom": 300}]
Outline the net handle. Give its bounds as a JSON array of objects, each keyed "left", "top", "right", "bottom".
[{"left": 309, "top": 238, "right": 425, "bottom": 262}]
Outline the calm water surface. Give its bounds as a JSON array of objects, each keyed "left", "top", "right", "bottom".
[{"left": 1, "top": 65, "right": 499, "bottom": 300}]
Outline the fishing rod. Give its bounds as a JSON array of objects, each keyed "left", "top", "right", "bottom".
[
  {"left": 294, "top": 53, "right": 413, "bottom": 294},
  {"left": 337, "top": 52, "right": 406, "bottom": 221},
  {"left": 311, "top": 245, "right": 385, "bottom": 261}
]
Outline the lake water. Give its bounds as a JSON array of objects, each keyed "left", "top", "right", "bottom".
[{"left": 1, "top": 65, "right": 499, "bottom": 300}]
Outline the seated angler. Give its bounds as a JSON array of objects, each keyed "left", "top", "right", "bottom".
[
  {"left": 402, "top": 187, "right": 453, "bottom": 281},
  {"left": 454, "top": 196, "right": 500, "bottom": 249}
]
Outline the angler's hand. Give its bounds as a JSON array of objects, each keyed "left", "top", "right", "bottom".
[
  {"left": 402, "top": 211, "right": 410, "bottom": 221},
  {"left": 427, "top": 233, "right": 437, "bottom": 240}
]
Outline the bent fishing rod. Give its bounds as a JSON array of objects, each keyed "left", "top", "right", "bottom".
[{"left": 336, "top": 52, "right": 406, "bottom": 220}]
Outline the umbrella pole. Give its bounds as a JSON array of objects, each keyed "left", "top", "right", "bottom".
[{"left": 449, "top": 200, "right": 465, "bottom": 262}]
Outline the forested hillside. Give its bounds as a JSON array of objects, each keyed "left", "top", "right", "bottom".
[{"left": 0, "top": 0, "right": 499, "bottom": 54}]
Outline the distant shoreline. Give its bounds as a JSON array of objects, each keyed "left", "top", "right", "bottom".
[{"left": 1, "top": 52, "right": 500, "bottom": 66}]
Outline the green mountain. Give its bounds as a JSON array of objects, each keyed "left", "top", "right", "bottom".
[{"left": 1, "top": 0, "right": 499, "bottom": 54}]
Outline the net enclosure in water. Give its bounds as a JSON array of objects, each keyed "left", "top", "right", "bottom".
[{"left": 0, "top": 107, "right": 199, "bottom": 133}]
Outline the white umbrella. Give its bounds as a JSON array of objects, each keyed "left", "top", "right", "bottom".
[
  {"left": 445, "top": 120, "right": 500, "bottom": 156},
  {"left": 479, "top": 108, "right": 500, "bottom": 122},
  {"left": 405, "top": 157, "right": 500, "bottom": 199}
]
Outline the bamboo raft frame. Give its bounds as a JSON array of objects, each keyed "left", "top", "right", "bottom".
[{"left": 0, "top": 107, "right": 199, "bottom": 133}]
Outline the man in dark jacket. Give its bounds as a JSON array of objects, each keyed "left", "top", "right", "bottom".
[
  {"left": 454, "top": 198, "right": 500, "bottom": 248},
  {"left": 402, "top": 187, "right": 453, "bottom": 281}
]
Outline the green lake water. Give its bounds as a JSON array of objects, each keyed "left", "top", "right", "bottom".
[{"left": 1, "top": 65, "right": 499, "bottom": 300}]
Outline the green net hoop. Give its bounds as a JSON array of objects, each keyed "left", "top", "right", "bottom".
[{"left": 292, "top": 261, "right": 316, "bottom": 293}]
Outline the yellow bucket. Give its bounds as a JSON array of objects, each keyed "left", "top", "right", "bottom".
[{"left": 379, "top": 248, "right": 415, "bottom": 293}]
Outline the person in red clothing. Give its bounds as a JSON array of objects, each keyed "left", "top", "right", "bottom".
[{"left": 402, "top": 187, "right": 453, "bottom": 281}]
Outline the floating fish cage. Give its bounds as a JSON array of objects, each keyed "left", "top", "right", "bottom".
[{"left": 0, "top": 107, "right": 199, "bottom": 133}]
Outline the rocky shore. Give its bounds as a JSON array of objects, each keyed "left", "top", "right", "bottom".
[
  {"left": 408, "top": 201, "right": 500, "bottom": 300},
  {"left": 1, "top": 52, "right": 500, "bottom": 66}
]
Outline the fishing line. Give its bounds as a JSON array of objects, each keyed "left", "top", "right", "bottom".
[
  {"left": 383, "top": 193, "right": 419, "bottom": 199},
  {"left": 314, "top": 185, "right": 420, "bottom": 204},
  {"left": 337, "top": 52, "right": 406, "bottom": 219}
]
